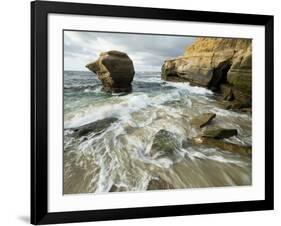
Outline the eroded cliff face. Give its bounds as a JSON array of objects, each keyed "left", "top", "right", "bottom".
[{"left": 161, "top": 38, "right": 252, "bottom": 109}]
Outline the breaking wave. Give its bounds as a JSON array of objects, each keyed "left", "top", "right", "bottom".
[{"left": 63, "top": 71, "right": 252, "bottom": 194}]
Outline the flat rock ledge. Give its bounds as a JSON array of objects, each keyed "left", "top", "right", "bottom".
[
  {"left": 193, "top": 136, "right": 252, "bottom": 156},
  {"left": 190, "top": 113, "right": 216, "bottom": 128},
  {"left": 202, "top": 127, "right": 238, "bottom": 139},
  {"left": 191, "top": 125, "right": 251, "bottom": 156}
]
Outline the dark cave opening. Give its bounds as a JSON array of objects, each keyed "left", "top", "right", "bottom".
[{"left": 208, "top": 60, "right": 232, "bottom": 91}]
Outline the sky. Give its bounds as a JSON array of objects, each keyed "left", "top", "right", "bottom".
[{"left": 64, "top": 31, "right": 196, "bottom": 72}]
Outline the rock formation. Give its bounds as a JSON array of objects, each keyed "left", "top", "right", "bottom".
[
  {"left": 86, "top": 50, "right": 135, "bottom": 92},
  {"left": 161, "top": 38, "right": 252, "bottom": 109},
  {"left": 70, "top": 117, "right": 118, "bottom": 137},
  {"left": 190, "top": 113, "right": 216, "bottom": 128},
  {"left": 147, "top": 177, "right": 174, "bottom": 190},
  {"left": 192, "top": 136, "right": 251, "bottom": 156},
  {"left": 202, "top": 127, "right": 238, "bottom": 139},
  {"left": 149, "top": 130, "right": 180, "bottom": 159},
  {"left": 109, "top": 184, "right": 127, "bottom": 192}
]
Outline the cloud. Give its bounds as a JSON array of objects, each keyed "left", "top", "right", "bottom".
[{"left": 64, "top": 30, "right": 195, "bottom": 71}]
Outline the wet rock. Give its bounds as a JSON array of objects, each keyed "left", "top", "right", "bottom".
[
  {"left": 220, "top": 84, "right": 234, "bottom": 101},
  {"left": 86, "top": 50, "right": 135, "bottom": 92},
  {"left": 182, "top": 139, "right": 192, "bottom": 149},
  {"left": 193, "top": 136, "right": 251, "bottom": 156},
  {"left": 149, "top": 130, "right": 180, "bottom": 159},
  {"left": 240, "top": 108, "right": 252, "bottom": 113},
  {"left": 71, "top": 117, "right": 118, "bottom": 137},
  {"left": 220, "top": 100, "right": 247, "bottom": 110},
  {"left": 202, "top": 127, "right": 238, "bottom": 139},
  {"left": 232, "top": 88, "right": 251, "bottom": 107},
  {"left": 109, "top": 184, "right": 127, "bottom": 192},
  {"left": 219, "top": 84, "right": 251, "bottom": 109},
  {"left": 147, "top": 177, "right": 174, "bottom": 190},
  {"left": 190, "top": 113, "right": 216, "bottom": 128},
  {"left": 230, "top": 101, "right": 244, "bottom": 110}
]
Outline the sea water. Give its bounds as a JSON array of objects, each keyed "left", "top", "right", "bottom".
[{"left": 63, "top": 71, "right": 252, "bottom": 194}]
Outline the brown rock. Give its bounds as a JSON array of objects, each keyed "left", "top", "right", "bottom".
[
  {"left": 202, "top": 127, "right": 238, "bottom": 139},
  {"left": 190, "top": 113, "right": 216, "bottom": 128},
  {"left": 193, "top": 136, "right": 251, "bottom": 156},
  {"left": 220, "top": 84, "right": 234, "bottom": 101},
  {"left": 240, "top": 108, "right": 252, "bottom": 113},
  {"left": 161, "top": 38, "right": 252, "bottom": 106},
  {"left": 149, "top": 130, "right": 180, "bottom": 159},
  {"left": 86, "top": 50, "right": 135, "bottom": 92},
  {"left": 109, "top": 184, "right": 127, "bottom": 192},
  {"left": 232, "top": 88, "right": 251, "bottom": 107},
  {"left": 147, "top": 177, "right": 174, "bottom": 190}
]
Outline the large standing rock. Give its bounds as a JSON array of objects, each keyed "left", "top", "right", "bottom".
[
  {"left": 86, "top": 50, "right": 135, "bottom": 92},
  {"left": 161, "top": 38, "right": 252, "bottom": 107}
]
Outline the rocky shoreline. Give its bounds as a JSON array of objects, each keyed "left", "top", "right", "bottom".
[
  {"left": 161, "top": 38, "right": 252, "bottom": 110},
  {"left": 83, "top": 38, "right": 252, "bottom": 180},
  {"left": 86, "top": 38, "right": 252, "bottom": 111},
  {"left": 63, "top": 33, "right": 253, "bottom": 194}
]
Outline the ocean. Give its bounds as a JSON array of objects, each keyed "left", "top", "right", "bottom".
[{"left": 63, "top": 70, "right": 252, "bottom": 194}]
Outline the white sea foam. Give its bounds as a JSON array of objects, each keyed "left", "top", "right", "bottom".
[
  {"left": 182, "top": 148, "right": 246, "bottom": 166},
  {"left": 133, "top": 76, "right": 161, "bottom": 83},
  {"left": 65, "top": 88, "right": 192, "bottom": 128},
  {"left": 83, "top": 87, "right": 102, "bottom": 93},
  {"left": 163, "top": 81, "right": 213, "bottom": 95},
  {"left": 64, "top": 71, "right": 252, "bottom": 194}
]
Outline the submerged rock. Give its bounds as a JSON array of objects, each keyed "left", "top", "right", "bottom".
[
  {"left": 161, "top": 38, "right": 252, "bottom": 107},
  {"left": 202, "top": 127, "right": 238, "bottom": 139},
  {"left": 149, "top": 130, "right": 180, "bottom": 159},
  {"left": 109, "top": 184, "right": 127, "bottom": 192},
  {"left": 86, "top": 50, "right": 135, "bottom": 92},
  {"left": 190, "top": 113, "right": 216, "bottom": 128},
  {"left": 147, "top": 177, "right": 174, "bottom": 190},
  {"left": 70, "top": 117, "right": 118, "bottom": 137},
  {"left": 240, "top": 108, "right": 252, "bottom": 113},
  {"left": 193, "top": 136, "right": 251, "bottom": 156}
]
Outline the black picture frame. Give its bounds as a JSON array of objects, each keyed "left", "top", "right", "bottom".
[{"left": 31, "top": 0, "right": 274, "bottom": 224}]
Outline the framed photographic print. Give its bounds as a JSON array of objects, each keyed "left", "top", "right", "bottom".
[{"left": 31, "top": 0, "right": 274, "bottom": 224}]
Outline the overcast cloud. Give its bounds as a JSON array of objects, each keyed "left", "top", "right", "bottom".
[{"left": 64, "top": 31, "right": 196, "bottom": 71}]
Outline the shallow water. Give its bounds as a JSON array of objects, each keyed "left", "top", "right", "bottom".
[{"left": 63, "top": 71, "right": 252, "bottom": 194}]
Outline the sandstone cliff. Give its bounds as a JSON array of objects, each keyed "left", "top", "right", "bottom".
[{"left": 161, "top": 38, "right": 252, "bottom": 108}]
